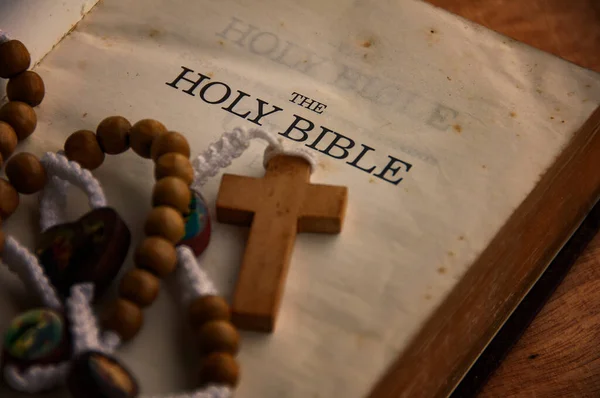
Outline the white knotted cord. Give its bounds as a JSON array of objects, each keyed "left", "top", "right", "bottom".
[
  {"left": 39, "top": 151, "right": 107, "bottom": 231},
  {"left": 102, "top": 330, "right": 123, "bottom": 353},
  {"left": 3, "top": 362, "right": 70, "bottom": 393},
  {"left": 192, "top": 126, "right": 317, "bottom": 191},
  {"left": 66, "top": 284, "right": 118, "bottom": 355},
  {"left": 38, "top": 175, "right": 70, "bottom": 232},
  {"left": 2, "top": 236, "right": 62, "bottom": 309},
  {"left": 1, "top": 128, "right": 299, "bottom": 397},
  {"left": 175, "top": 246, "right": 218, "bottom": 303}
]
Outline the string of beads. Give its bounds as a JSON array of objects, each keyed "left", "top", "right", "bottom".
[
  {"left": 57, "top": 116, "right": 243, "bottom": 388},
  {"left": 1, "top": 32, "right": 316, "bottom": 398},
  {"left": 0, "top": 35, "right": 45, "bottom": 167}
]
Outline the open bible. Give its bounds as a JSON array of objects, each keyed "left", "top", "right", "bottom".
[{"left": 1, "top": 0, "right": 599, "bottom": 397}]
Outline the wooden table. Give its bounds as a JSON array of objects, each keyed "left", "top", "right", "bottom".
[
  {"left": 481, "top": 221, "right": 600, "bottom": 396},
  {"left": 424, "top": 1, "right": 600, "bottom": 396}
]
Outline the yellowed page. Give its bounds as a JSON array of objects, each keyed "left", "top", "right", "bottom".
[{"left": 1, "top": 0, "right": 599, "bottom": 397}]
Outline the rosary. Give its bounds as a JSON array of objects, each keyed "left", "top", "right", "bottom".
[{"left": 0, "top": 35, "right": 348, "bottom": 397}]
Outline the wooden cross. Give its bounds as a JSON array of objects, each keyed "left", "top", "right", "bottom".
[{"left": 216, "top": 154, "right": 348, "bottom": 332}]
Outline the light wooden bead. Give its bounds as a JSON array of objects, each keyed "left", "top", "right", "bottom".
[
  {"left": 118, "top": 269, "right": 160, "bottom": 307},
  {"left": 152, "top": 177, "right": 191, "bottom": 214},
  {"left": 129, "top": 119, "right": 167, "bottom": 158},
  {"left": 144, "top": 206, "right": 185, "bottom": 243},
  {"left": 198, "top": 352, "right": 240, "bottom": 387},
  {"left": 189, "top": 296, "right": 231, "bottom": 328},
  {"left": 0, "top": 121, "right": 18, "bottom": 160},
  {"left": 0, "top": 179, "right": 19, "bottom": 219},
  {"left": 150, "top": 131, "right": 190, "bottom": 160},
  {"left": 0, "top": 101, "right": 37, "bottom": 141},
  {"left": 155, "top": 153, "right": 194, "bottom": 185},
  {"left": 5, "top": 152, "right": 47, "bottom": 194},
  {"left": 6, "top": 71, "right": 45, "bottom": 107},
  {"left": 0, "top": 40, "right": 31, "bottom": 78},
  {"left": 96, "top": 116, "right": 131, "bottom": 154},
  {"left": 134, "top": 236, "right": 177, "bottom": 277},
  {"left": 64, "top": 130, "right": 105, "bottom": 170},
  {"left": 102, "top": 299, "right": 143, "bottom": 341},
  {"left": 196, "top": 320, "right": 240, "bottom": 355}
]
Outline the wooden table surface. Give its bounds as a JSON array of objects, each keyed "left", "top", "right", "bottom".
[
  {"left": 480, "top": 225, "right": 600, "bottom": 397},
  {"left": 424, "top": 1, "right": 600, "bottom": 397}
]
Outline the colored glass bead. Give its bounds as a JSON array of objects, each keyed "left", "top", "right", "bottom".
[
  {"left": 1, "top": 308, "right": 70, "bottom": 370},
  {"left": 178, "top": 191, "right": 212, "bottom": 256},
  {"left": 4, "top": 309, "right": 63, "bottom": 360},
  {"left": 67, "top": 351, "right": 139, "bottom": 398},
  {"left": 36, "top": 208, "right": 131, "bottom": 300}
]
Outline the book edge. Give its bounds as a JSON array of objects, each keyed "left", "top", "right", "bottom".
[{"left": 368, "top": 105, "right": 600, "bottom": 398}]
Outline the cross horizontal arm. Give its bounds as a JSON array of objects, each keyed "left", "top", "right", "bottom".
[
  {"left": 298, "top": 184, "right": 348, "bottom": 233},
  {"left": 216, "top": 174, "right": 263, "bottom": 226}
]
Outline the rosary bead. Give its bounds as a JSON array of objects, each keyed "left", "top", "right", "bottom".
[
  {"left": 129, "top": 119, "right": 167, "bottom": 158},
  {"left": 37, "top": 207, "right": 131, "bottom": 300},
  {"left": 2, "top": 308, "right": 70, "bottom": 370},
  {"left": 179, "top": 191, "right": 212, "bottom": 256},
  {"left": 96, "top": 115, "right": 131, "bottom": 154},
  {"left": 5, "top": 152, "right": 47, "bottom": 194},
  {"left": 189, "top": 295, "right": 231, "bottom": 328},
  {"left": 196, "top": 320, "right": 240, "bottom": 356},
  {"left": 0, "top": 101, "right": 37, "bottom": 141},
  {"left": 134, "top": 236, "right": 177, "bottom": 277},
  {"left": 6, "top": 71, "right": 45, "bottom": 107},
  {"left": 119, "top": 269, "right": 160, "bottom": 307},
  {"left": 150, "top": 131, "right": 190, "bottom": 160},
  {"left": 154, "top": 152, "right": 194, "bottom": 185},
  {"left": 144, "top": 206, "right": 185, "bottom": 243},
  {"left": 102, "top": 299, "right": 143, "bottom": 341},
  {"left": 0, "top": 40, "right": 31, "bottom": 78},
  {"left": 152, "top": 177, "right": 191, "bottom": 214},
  {"left": 198, "top": 352, "right": 240, "bottom": 387},
  {"left": 64, "top": 130, "right": 105, "bottom": 170},
  {"left": 0, "top": 178, "right": 19, "bottom": 218},
  {"left": 67, "top": 351, "right": 139, "bottom": 398},
  {"left": 0, "top": 121, "right": 18, "bottom": 159}
]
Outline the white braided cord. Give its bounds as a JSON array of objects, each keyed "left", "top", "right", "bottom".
[
  {"left": 2, "top": 236, "right": 62, "bottom": 309},
  {"left": 39, "top": 175, "right": 70, "bottom": 232},
  {"left": 2, "top": 284, "right": 114, "bottom": 393},
  {"left": 66, "top": 284, "right": 118, "bottom": 355},
  {"left": 0, "top": 127, "right": 307, "bottom": 397},
  {"left": 175, "top": 246, "right": 218, "bottom": 304},
  {"left": 192, "top": 127, "right": 317, "bottom": 191},
  {"left": 39, "top": 151, "right": 107, "bottom": 230},
  {"left": 3, "top": 362, "right": 70, "bottom": 393}
]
